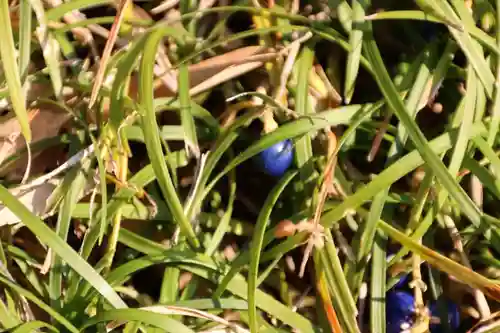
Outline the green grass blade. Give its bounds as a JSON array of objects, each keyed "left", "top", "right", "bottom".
[
  {"left": 9, "top": 249, "right": 48, "bottom": 298},
  {"left": 364, "top": 10, "right": 499, "bottom": 55},
  {"left": 185, "top": 107, "right": 262, "bottom": 221},
  {"left": 370, "top": 232, "right": 386, "bottom": 333},
  {"left": 45, "top": 0, "right": 112, "bottom": 21},
  {"left": 18, "top": 0, "right": 32, "bottom": 81},
  {"left": 0, "top": 274, "right": 79, "bottom": 332},
  {"left": 205, "top": 160, "right": 237, "bottom": 256},
  {"left": 109, "top": 237, "right": 317, "bottom": 333},
  {"left": 346, "top": 40, "right": 436, "bottom": 300},
  {"left": 390, "top": 65, "right": 485, "bottom": 264},
  {"left": 320, "top": 121, "right": 487, "bottom": 228},
  {"left": 0, "top": 0, "right": 31, "bottom": 141},
  {"left": 73, "top": 149, "right": 188, "bottom": 274},
  {"left": 178, "top": 63, "right": 200, "bottom": 158},
  {"left": 320, "top": 232, "right": 359, "bottom": 332},
  {"left": 10, "top": 321, "right": 58, "bottom": 333},
  {"left": 138, "top": 28, "right": 199, "bottom": 249},
  {"left": 463, "top": 157, "right": 500, "bottom": 200},
  {"left": 344, "top": 0, "right": 367, "bottom": 103},
  {"left": 0, "top": 297, "right": 20, "bottom": 329},
  {"left": 81, "top": 309, "right": 196, "bottom": 333},
  {"left": 362, "top": 30, "right": 484, "bottom": 228},
  {"left": 30, "top": 0, "right": 63, "bottom": 98},
  {"left": 294, "top": 43, "right": 315, "bottom": 172},
  {"left": 488, "top": 0, "right": 500, "bottom": 144},
  {"left": 206, "top": 104, "right": 365, "bottom": 194},
  {"left": 248, "top": 170, "right": 297, "bottom": 333},
  {"left": 50, "top": 144, "right": 92, "bottom": 310},
  {"left": 328, "top": 0, "right": 352, "bottom": 32},
  {"left": 0, "top": 185, "right": 127, "bottom": 309},
  {"left": 445, "top": 20, "right": 494, "bottom": 96},
  {"left": 447, "top": 65, "right": 476, "bottom": 175},
  {"left": 473, "top": 136, "right": 500, "bottom": 178},
  {"left": 377, "top": 220, "right": 500, "bottom": 300}
]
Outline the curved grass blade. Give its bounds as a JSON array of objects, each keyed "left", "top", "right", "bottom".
[
  {"left": 111, "top": 232, "right": 317, "bottom": 333},
  {"left": 344, "top": 0, "right": 368, "bottom": 103},
  {"left": 473, "top": 136, "right": 500, "bottom": 178},
  {"left": 185, "top": 106, "right": 262, "bottom": 220},
  {"left": 178, "top": 63, "right": 200, "bottom": 158},
  {"left": 46, "top": 0, "right": 112, "bottom": 20},
  {"left": 328, "top": 0, "right": 352, "bottom": 32},
  {"left": 319, "top": 231, "right": 360, "bottom": 332},
  {"left": 370, "top": 232, "right": 386, "bottom": 333},
  {"left": 377, "top": 221, "right": 500, "bottom": 302},
  {"left": 0, "top": 185, "right": 127, "bottom": 309},
  {"left": 50, "top": 145, "right": 92, "bottom": 310},
  {"left": 0, "top": 274, "right": 79, "bottom": 333},
  {"left": 362, "top": 30, "right": 486, "bottom": 231},
  {"left": 364, "top": 10, "right": 499, "bottom": 56},
  {"left": 180, "top": 263, "right": 316, "bottom": 333},
  {"left": 389, "top": 67, "right": 478, "bottom": 265},
  {"left": 204, "top": 104, "right": 366, "bottom": 196},
  {"left": 488, "top": 0, "right": 500, "bottom": 145},
  {"left": 248, "top": 170, "right": 297, "bottom": 333},
  {"left": 294, "top": 43, "right": 316, "bottom": 197},
  {"left": 10, "top": 321, "right": 58, "bottom": 333},
  {"left": 30, "top": 0, "right": 63, "bottom": 99},
  {"left": 205, "top": 155, "right": 237, "bottom": 256},
  {"left": 0, "top": 0, "right": 31, "bottom": 141},
  {"left": 163, "top": 298, "right": 248, "bottom": 310},
  {"left": 138, "top": 27, "right": 199, "bottom": 248},
  {"left": 73, "top": 149, "right": 188, "bottom": 274},
  {"left": 18, "top": 0, "right": 32, "bottom": 81},
  {"left": 314, "top": 252, "right": 344, "bottom": 333},
  {"left": 320, "top": 121, "right": 487, "bottom": 228},
  {"left": 51, "top": 16, "right": 120, "bottom": 31},
  {"left": 81, "top": 309, "right": 195, "bottom": 333}
]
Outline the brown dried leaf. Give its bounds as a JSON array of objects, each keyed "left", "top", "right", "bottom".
[
  {"left": 0, "top": 105, "right": 71, "bottom": 178},
  {"left": 127, "top": 46, "right": 275, "bottom": 99},
  {"left": 0, "top": 179, "right": 59, "bottom": 225},
  {"left": 88, "top": 0, "right": 129, "bottom": 109},
  {"left": 0, "top": 109, "right": 39, "bottom": 166}
]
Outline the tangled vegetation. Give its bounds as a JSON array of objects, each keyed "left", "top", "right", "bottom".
[{"left": 1, "top": 0, "right": 500, "bottom": 332}]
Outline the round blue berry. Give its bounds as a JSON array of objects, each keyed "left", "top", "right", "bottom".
[
  {"left": 386, "top": 291, "right": 415, "bottom": 333},
  {"left": 429, "top": 300, "right": 460, "bottom": 332},
  {"left": 392, "top": 274, "right": 409, "bottom": 290},
  {"left": 257, "top": 139, "right": 294, "bottom": 177}
]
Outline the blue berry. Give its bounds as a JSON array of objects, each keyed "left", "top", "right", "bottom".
[
  {"left": 392, "top": 274, "right": 409, "bottom": 290},
  {"left": 386, "top": 291, "right": 415, "bottom": 333},
  {"left": 429, "top": 300, "right": 460, "bottom": 332},
  {"left": 257, "top": 139, "right": 294, "bottom": 177}
]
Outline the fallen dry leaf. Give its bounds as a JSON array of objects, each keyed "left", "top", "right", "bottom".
[
  {"left": 100, "top": 46, "right": 275, "bottom": 120},
  {"left": 127, "top": 45, "right": 275, "bottom": 99},
  {"left": 0, "top": 179, "right": 59, "bottom": 226},
  {"left": 0, "top": 109, "right": 39, "bottom": 166},
  {"left": 0, "top": 105, "right": 71, "bottom": 180},
  {"left": 88, "top": 0, "right": 129, "bottom": 109}
]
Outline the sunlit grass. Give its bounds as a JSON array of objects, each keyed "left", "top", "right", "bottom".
[{"left": 0, "top": 0, "right": 500, "bottom": 332}]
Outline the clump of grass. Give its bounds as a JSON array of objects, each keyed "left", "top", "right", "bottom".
[{"left": 0, "top": 0, "right": 500, "bottom": 332}]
